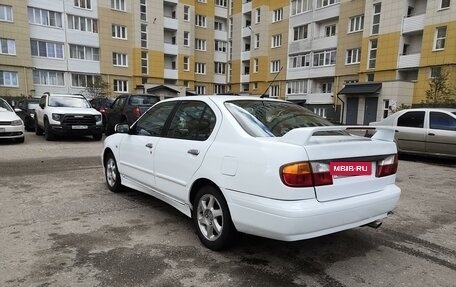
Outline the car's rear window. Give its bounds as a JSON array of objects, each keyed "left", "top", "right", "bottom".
[
  {"left": 225, "top": 100, "right": 334, "bottom": 137},
  {"left": 129, "top": 95, "right": 159, "bottom": 106}
]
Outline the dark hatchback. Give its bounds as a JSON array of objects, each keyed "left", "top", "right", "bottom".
[
  {"left": 15, "top": 98, "right": 40, "bottom": 131},
  {"left": 105, "top": 94, "right": 160, "bottom": 136},
  {"left": 90, "top": 97, "right": 114, "bottom": 130}
]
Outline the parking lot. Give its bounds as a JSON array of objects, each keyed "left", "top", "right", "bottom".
[{"left": 0, "top": 132, "right": 455, "bottom": 287}]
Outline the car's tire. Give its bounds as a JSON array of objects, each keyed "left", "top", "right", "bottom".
[
  {"left": 44, "top": 119, "right": 55, "bottom": 141},
  {"left": 93, "top": 133, "right": 103, "bottom": 141},
  {"left": 15, "top": 137, "right": 25, "bottom": 143},
  {"left": 35, "top": 115, "right": 44, "bottom": 135},
  {"left": 192, "top": 185, "right": 236, "bottom": 251},
  {"left": 104, "top": 152, "right": 122, "bottom": 193}
]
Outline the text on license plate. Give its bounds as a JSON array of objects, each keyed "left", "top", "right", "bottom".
[{"left": 72, "top": 125, "right": 88, "bottom": 130}]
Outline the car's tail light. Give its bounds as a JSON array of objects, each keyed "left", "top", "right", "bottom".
[
  {"left": 133, "top": 106, "right": 141, "bottom": 118},
  {"left": 99, "top": 107, "right": 106, "bottom": 113},
  {"left": 376, "top": 154, "right": 398, "bottom": 177},
  {"left": 281, "top": 161, "right": 333, "bottom": 187}
]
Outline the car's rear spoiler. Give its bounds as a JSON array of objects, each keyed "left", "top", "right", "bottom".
[{"left": 279, "top": 126, "right": 395, "bottom": 146}]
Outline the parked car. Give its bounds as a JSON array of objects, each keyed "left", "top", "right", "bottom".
[
  {"left": 102, "top": 96, "right": 401, "bottom": 250},
  {"left": 370, "top": 108, "right": 456, "bottom": 158},
  {"left": 104, "top": 94, "right": 160, "bottom": 136},
  {"left": 34, "top": 93, "right": 103, "bottom": 141},
  {"left": 90, "top": 97, "right": 114, "bottom": 131},
  {"left": 0, "top": 97, "right": 25, "bottom": 143},
  {"left": 15, "top": 98, "right": 40, "bottom": 131}
]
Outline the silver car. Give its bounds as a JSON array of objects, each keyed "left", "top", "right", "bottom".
[{"left": 370, "top": 108, "right": 456, "bottom": 158}]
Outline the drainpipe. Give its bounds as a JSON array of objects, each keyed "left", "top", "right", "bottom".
[{"left": 337, "top": 94, "right": 345, "bottom": 125}]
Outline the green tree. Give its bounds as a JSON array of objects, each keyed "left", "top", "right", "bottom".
[
  {"left": 424, "top": 69, "right": 456, "bottom": 105},
  {"left": 85, "top": 76, "right": 109, "bottom": 99}
]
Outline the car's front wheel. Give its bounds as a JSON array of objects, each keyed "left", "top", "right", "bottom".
[
  {"left": 35, "top": 115, "right": 44, "bottom": 135},
  {"left": 44, "top": 119, "right": 55, "bottom": 141},
  {"left": 105, "top": 153, "right": 122, "bottom": 193},
  {"left": 192, "top": 186, "right": 236, "bottom": 251}
]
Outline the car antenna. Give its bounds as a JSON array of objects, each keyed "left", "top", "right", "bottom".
[{"left": 260, "top": 66, "right": 284, "bottom": 98}]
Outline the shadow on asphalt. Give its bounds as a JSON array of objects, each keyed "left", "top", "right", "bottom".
[{"left": 398, "top": 154, "right": 456, "bottom": 166}]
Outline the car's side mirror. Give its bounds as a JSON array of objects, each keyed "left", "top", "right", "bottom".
[
  {"left": 39, "top": 103, "right": 45, "bottom": 109},
  {"left": 114, "top": 123, "right": 130, "bottom": 134}
]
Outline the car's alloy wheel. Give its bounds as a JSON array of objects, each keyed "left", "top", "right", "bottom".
[
  {"left": 105, "top": 153, "right": 122, "bottom": 192},
  {"left": 193, "top": 186, "right": 235, "bottom": 250}
]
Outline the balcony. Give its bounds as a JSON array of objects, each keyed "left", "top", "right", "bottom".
[
  {"left": 241, "top": 74, "right": 250, "bottom": 83},
  {"left": 398, "top": 53, "right": 421, "bottom": 69},
  {"left": 215, "top": 30, "right": 228, "bottom": 41},
  {"left": 242, "top": 26, "right": 251, "bottom": 37},
  {"left": 242, "top": 1, "right": 252, "bottom": 12},
  {"left": 241, "top": 51, "right": 251, "bottom": 61},
  {"left": 164, "top": 68, "right": 178, "bottom": 79},
  {"left": 164, "top": 43, "right": 178, "bottom": 55},
  {"left": 314, "top": 4, "right": 339, "bottom": 22},
  {"left": 287, "top": 93, "right": 333, "bottom": 104},
  {"left": 312, "top": 35, "right": 337, "bottom": 51},
  {"left": 164, "top": 17, "right": 178, "bottom": 30},
  {"left": 402, "top": 14, "right": 425, "bottom": 34}
]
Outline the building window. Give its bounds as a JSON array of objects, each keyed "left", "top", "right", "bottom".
[
  {"left": 439, "top": 0, "right": 450, "bottom": 9},
  {"left": 270, "top": 60, "right": 281, "bottom": 73},
  {"left": 183, "top": 31, "right": 190, "bottom": 46},
  {"left": 214, "top": 84, "right": 226, "bottom": 94},
  {"left": 366, "top": 74, "right": 374, "bottom": 82},
  {"left": 255, "top": 8, "right": 261, "bottom": 23},
  {"left": 325, "top": 24, "right": 336, "bottom": 37},
  {"left": 111, "top": 0, "right": 125, "bottom": 11},
  {"left": 320, "top": 82, "right": 333, "bottom": 93},
  {"left": 0, "top": 71, "right": 18, "bottom": 87},
  {"left": 184, "top": 5, "right": 190, "bottom": 21},
  {"left": 74, "top": 0, "right": 91, "bottom": 9},
  {"left": 140, "top": 0, "right": 146, "bottom": 21},
  {"left": 372, "top": 3, "right": 381, "bottom": 35},
  {"left": 430, "top": 66, "right": 442, "bottom": 78},
  {"left": 289, "top": 53, "right": 311, "bottom": 68},
  {"left": 0, "top": 5, "right": 13, "bottom": 22},
  {"left": 383, "top": 99, "right": 390, "bottom": 118},
  {"left": 69, "top": 44, "right": 99, "bottom": 61},
  {"left": 195, "top": 63, "right": 206, "bottom": 74},
  {"left": 269, "top": 85, "right": 280, "bottom": 97},
  {"left": 294, "top": 24, "right": 309, "bottom": 41},
  {"left": 67, "top": 15, "right": 97, "bottom": 33},
  {"left": 214, "top": 62, "right": 226, "bottom": 74},
  {"left": 112, "top": 24, "right": 127, "bottom": 39},
  {"left": 291, "top": 0, "right": 312, "bottom": 15},
  {"left": 317, "top": 0, "right": 339, "bottom": 9},
  {"left": 28, "top": 7, "right": 62, "bottom": 28},
  {"left": 271, "top": 34, "right": 282, "bottom": 48},
  {"left": 253, "top": 58, "right": 259, "bottom": 73},
  {"left": 215, "top": 40, "right": 227, "bottom": 52},
  {"left": 71, "top": 73, "right": 98, "bottom": 87},
  {"left": 183, "top": 56, "right": 190, "bottom": 71},
  {"left": 195, "top": 15, "right": 206, "bottom": 27},
  {"left": 141, "top": 24, "right": 147, "bottom": 48},
  {"left": 349, "top": 15, "right": 364, "bottom": 33},
  {"left": 254, "top": 34, "right": 260, "bottom": 48},
  {"left": 113, "top": 79, "right": 128, "bottom": 92},
  {"left": 195, "top": 85, "right": 206, "bottom": 94},
  {"left": 272, "top": 8, "right": 283, "bottom": 22},
  {"left": 33, "top": 70, "right": 64, "bottom": 86},
  {"left": 141, "top": 51, "right": 148, "bottom": 74},
  {"left": 368, "top": 39, "right": 378, "bottom": 69},
  {"left": 195, "top": 39, "right": 206, "bottom": 51},
  {"left": 30, "top": 40, "right": 64, "bottom": 59},
  {"left": 314, "top": 108, "right": 327, "bottom": 118},
  {"left": 434, "top": 26, "right": 447, "bottom": 50},
  {"left": 287, "top": 80, "right": 308, "bottom": 94},
  {"left": 215, "top": 0, "right": 227, "bottom": 8},
  {"left": 214, "top": 20, "right": 224, "bottom": 31},
  {"left": 112, "top": 53, "right": 128, "bottom": 67},
  {"left": 313, "top": 50, "right": 336, "bottom": 67},
  {"left": 0, "top": 38, "right": 16, "bottom": 55},
  {"left": 197, "top": 0, "right": 207, "bottom": 3},
  {"left": 346, "top": 48, "right": 361, "bottom": 64}
]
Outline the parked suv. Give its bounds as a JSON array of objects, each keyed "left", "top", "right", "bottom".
[{"left": 34, "top": 93, "right": 103, "bottom": 141}]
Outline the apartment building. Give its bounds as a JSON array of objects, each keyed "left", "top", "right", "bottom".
[{"left": 1, "top": 0, "right": 454, "bottom": 124}]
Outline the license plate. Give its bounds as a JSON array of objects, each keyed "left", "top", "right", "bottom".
[{"left": 72, "top": 125, "right": 88, "bottom": 130}]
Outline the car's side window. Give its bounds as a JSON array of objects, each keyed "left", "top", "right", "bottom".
[
  {"left": 397, "top": 111, "right": 425, "bottom": 128},
  {"left": 166, "top": 101, "right": 216, "bottom": 141},
  {"left": 39, "top": 96, "right": 46, "bottom": 108},
  {"left": 131, "top": 101, "right": 177, "bottom": 136},
  {"left": 112, "top": 97, "right": 126, "bottom": 111},
  {"left": 430, "top": 112, "right": 456, "bottom": 131}
]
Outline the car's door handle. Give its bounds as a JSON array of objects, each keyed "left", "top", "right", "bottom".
[
  {"left": 187, "top": 149, "right": 200, "bottom": 156},
  {"left": 428, "top": 133, "right": 435, "bottom": 136},
  {"left": 395, "top": 130, "right": 399, "bottom": 132},
  {"left": 145, "top": 143, "right": 153, "bottom": 148}
]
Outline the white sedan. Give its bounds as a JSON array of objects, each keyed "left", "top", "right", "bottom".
[
  {"left": 102, "top": 96, "right": 400, "bottom": 250},
  {"left": 0, "top": 97, "right": 25, "bottom": 143}
]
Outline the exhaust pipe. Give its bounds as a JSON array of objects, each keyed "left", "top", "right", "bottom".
[{"left": 364, "top": 220, "right": 382, "bottom": 229}]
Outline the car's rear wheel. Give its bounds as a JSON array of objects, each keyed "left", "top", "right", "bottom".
[
  {"left": 105, "top": 153, "right": 122, "bottom": 193},
  {"left": 192, "top": 185, "right": 236, "bottom": 251},
  {"left": 93, "top": 133, "right": 102, "bottom": 141},
  {"left": 35, "top": 115, "right": 44, "bottom": 135},
  {"left": 44, "top": 119, "right": 55, "bottom": 141}
]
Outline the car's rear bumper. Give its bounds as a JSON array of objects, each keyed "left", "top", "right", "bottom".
[
  {"left": 49, "top": 124, "right": 102, "bottom": 136},
  {"left": 226, "top": 184, "right": 400, "bottom": 241},
  {"left": 0, "top": 125, "right": 25, "bottom": 139}
]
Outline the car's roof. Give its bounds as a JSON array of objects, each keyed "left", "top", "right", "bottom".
[
  {"left": 46, "top": 93, "right": 85, "bottom": 98},
  {"left": 162, "top": 95, "right": 285, "bottom": 104},
  {"left": 399, "top": 108, "right": 456, "bottom": 112}
]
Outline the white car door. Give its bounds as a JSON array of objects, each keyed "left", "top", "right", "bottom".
[
  {"left": 153, "top": 100, "right": 218, "bottom": 203},
  {"left": 117, "top": 101, "right": 177, "bottom": 191}
]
